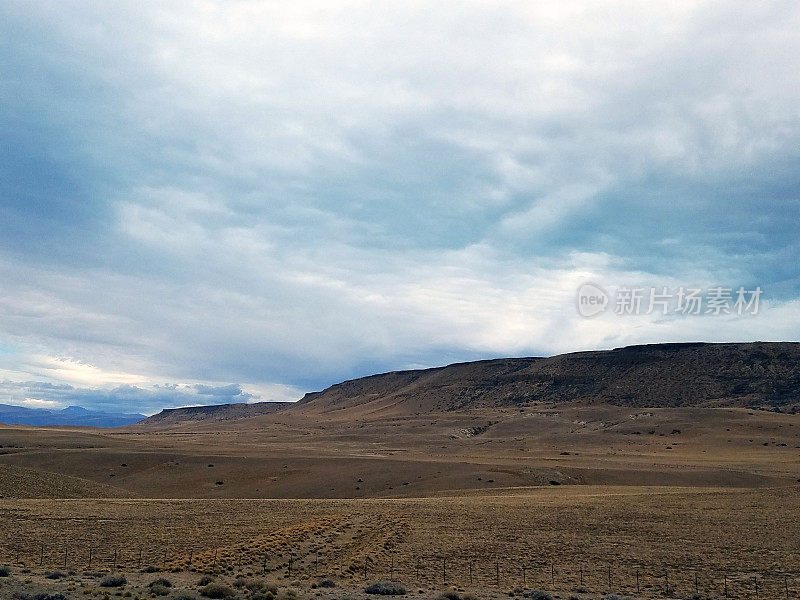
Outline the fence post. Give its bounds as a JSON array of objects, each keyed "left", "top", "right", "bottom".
[
  {"left": 189, "top": 548, "right": 193, "bottom": 567},
  {"left": 415, "top": 557, "right": 420, "bottom": 581},
  {"left": 665, "top": 571, "right": 669, "bottom": 596},
  {"left": 88, "top": 547, "right": 93, "bottom": 569},
  {"left": 288, "top": 553, "right": 293, "bottom": 578},
  {"left": 63, "top": 545, "right": 68, "bottom": 568},
  {"left": 786, "top": 575, "right": 789, "bottom": 600},
  {"left": 390, "top": 554, "right": 393, "bottom": 580},
  {"left": 162, "top": 548, "right": 167, "bottom": 570},
  {"left": 523, "top": 564, "right": 526, "bottom": 587},
  {"left": 40, "top": 543, "right": 44, "bottom": 567},
  {"left": 754, "top": 576, "right": 758, "bottom": 599},
  {"left": 695, "top": 570, "right": 699, "bottom": 594},
  {"left": 724, "top": 573, "right": 728, "bottom": 598},
  {"left": 636, "top": 569, "right": 640, "bottom": 594},
  {"left": 496, "top": 561, "right": 500, "bottom": 587},
  {"left": 263, "top": 553, "right": 267, "bottom": 575}
]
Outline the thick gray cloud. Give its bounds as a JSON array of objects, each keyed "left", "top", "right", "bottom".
[{"left": 0, "top": 1, "right": 799, "bottom": 411}]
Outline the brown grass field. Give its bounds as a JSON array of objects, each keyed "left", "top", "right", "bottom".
[{"left": 1, "top": 405, "right": 800, "bottom": 599}]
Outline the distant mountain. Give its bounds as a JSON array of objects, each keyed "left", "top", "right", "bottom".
[
  {"left": 135, "top": 401, "right": 292, "bottom": 427},
  {"left": 294, "top": 342, "right": 800, "bottom": 415},
  {"left": 0, "top": 404, "right": 146, "bottom": 427}
]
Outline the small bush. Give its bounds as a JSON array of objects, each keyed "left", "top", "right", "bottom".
[
  {"left": 198, "top": 575, "right": 216, "bottom": 586},
  {"left": 148, "top": 578, "right": 173, "bottom": 588},
  {"left": 199, "top": 583, "right": 236, "bottom": 599},
  {"left": 149, "top": 584, "right": 171, "bottom": 596},
  {"left": 365, "top": 581, "right": 407, "bottom": 595},
  {"left": 525, "top": 591, "right": 551, "bottom": 600},
  {"left": 45, "top": 571, "right": 66, "bottom": 580},
  {"left": 100, "top": 573, "right": 127, "bottom": 587},
  {"left": 142, "top": 565, "right": 160, "bottom": 573},
  {"left": 438, "top": 593, "right": 461, "bottom": 600},
  {"left": 0, "top": 565, "right": 10, "bottom": 577},
  {"left": 318, "top": 579, "right": 336, "bottom": 588}
]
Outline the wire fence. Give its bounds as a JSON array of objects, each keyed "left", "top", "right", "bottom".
[{"left": 2, "top": 542, "right": 798, "bottom": 599}]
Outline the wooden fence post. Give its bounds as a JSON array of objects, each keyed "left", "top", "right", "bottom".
[
  {"left": 63, "top": 545, "right": 68, "bottom": 568},
  {"left": 522, "top": 564, "right": 526, "bottom": 587},
  {"left": 496, "top": 561, "right": 500, "bottom": 587}
]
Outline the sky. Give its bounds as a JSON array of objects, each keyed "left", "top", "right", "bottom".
[{"left": 1, "top": 1, "right": 799, "bottom": 415}]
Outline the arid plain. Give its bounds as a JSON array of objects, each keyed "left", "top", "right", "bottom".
[{"left": 2, "top": 344, "right": 800, "bottom": 600}]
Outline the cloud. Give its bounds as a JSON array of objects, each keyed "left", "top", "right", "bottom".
[{"left": 0, "top": 1, "right": 799, "bottom": 411}]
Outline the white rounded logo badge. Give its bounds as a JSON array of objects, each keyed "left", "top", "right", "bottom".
[{"left": 576, "top": 282, "right": 609, "bottom": 317}]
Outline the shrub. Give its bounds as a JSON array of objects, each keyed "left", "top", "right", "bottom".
[
  {"left": 45, "top": 571, "right": 66, "bottom": 580},
  {"left": 318, "top": 579, "right": 336, "bottom": 588},
  {"left": 148, "top": 578, "right": 173, "bottom": 588},
  {"left": 525, "top": 592, "right": 551, "bottom": 600},
  {"left": 438, "top": 593, "right": 461, "bottom": 600},
  {"left": 199, "top": 583, "right": 236, "bottom": 599},
  {"left": 0, "top": 565, "right": 10, "bottom": 577},
  {"left": 150, "top": 584, "right": 171, "bottom": 596},
  {"left": 252, "top": 593, "right": 276, "bottom": 600},
  {"left": 175, "top": 597, "right": 199, "bottom": 600},
  {"left": 365, "top": 581, "right": 407, "bottom": 595},
  {"left": 142, "top": 565, "right": 160, "bottom": 573},
  {"left": 100, "top": 573, "right": 127, "bottom": 587},
  {"left": 198, "top": 575, "right": 216, "bottom": 586}
]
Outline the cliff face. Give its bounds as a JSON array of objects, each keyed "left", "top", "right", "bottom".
[
  {"left": 295, "top": 342, "right": 800, "bottom": 415},
  {"left": 136, "top": 401, "right": 292, "bottom": 427}
]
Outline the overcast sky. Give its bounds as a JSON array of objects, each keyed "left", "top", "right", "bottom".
[{"left": 1, "top": 1, "right": 799, "bottom": 414}]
